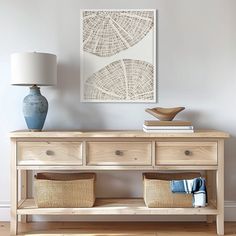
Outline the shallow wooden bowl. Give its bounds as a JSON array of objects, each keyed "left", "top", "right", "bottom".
[{"left": 145, "top": 107, "right": 185, "bottom": 121}]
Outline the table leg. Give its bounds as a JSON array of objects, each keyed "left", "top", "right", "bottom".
[
  {"left": 10, "top": 140, "right": 18, "bottom": 235},
  {"left": 216, "top": 140, "right": 224, "bottom": 235},
  {"left": 206, "top": 170, "right": 214, "bottom": 223},
  {"left": 20, "top": 170, "right": 28, "bottom": 223}
]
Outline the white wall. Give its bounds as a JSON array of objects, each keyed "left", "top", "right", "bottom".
[{"left": 0, "top": 0, "right": 236, "bottom": 221}]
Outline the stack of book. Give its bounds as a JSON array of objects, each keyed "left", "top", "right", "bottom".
[{"left": 143, "top": 120, "right": 194, "bottom": 133}]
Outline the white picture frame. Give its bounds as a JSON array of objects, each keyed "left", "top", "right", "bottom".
[{"left": 80, "top": 9, "right": 156, "bottom": 103}]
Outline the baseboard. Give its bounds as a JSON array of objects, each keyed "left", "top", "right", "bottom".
[
  {"left": 1, "top": 201, "right": 236, "bottom": 222},
  {"left": 0, "top": 201, "right": 10, "bottom": 221},
  {"left": 225, "top": 201, "right": 236, "bottom": 221}
]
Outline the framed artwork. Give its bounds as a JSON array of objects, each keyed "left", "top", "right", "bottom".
[{"left": 80, "top": 9, "right": 156, "bottom": 102}]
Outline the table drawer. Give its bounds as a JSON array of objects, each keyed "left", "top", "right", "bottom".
[
  {"left": 87, "top": 142, "right": 152, "bottom": 166},
  {"left": 156, "top": 142, "right": 217, "bottom": 165},
  {"left": 17, "top": 142, "right": 83, "bottom": 165}
]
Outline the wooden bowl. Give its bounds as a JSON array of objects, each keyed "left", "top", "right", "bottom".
[{"left": 145, "top": 107, "right": 185, "bottom": 121}]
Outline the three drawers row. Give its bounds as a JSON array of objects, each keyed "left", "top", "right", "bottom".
[{"left": 17, "top": 141, "right": 218, "bottom": 166}]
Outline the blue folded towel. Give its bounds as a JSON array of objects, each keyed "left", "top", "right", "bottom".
[{"left": 170, "top": 177, "right": 207, "bottom": 207}]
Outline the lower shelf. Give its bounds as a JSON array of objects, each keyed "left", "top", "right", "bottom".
[{"left": 17, "top": 198, "right": 218, "bottom": 215}]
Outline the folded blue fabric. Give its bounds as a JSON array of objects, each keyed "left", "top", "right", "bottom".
[
  {"left": 171, "top": 179, "right": 193, "bottom": 193},
  {"left": 192, "top": 178, "right": 207, "bottom": 207},
  {"left": 170, "top": 177, "right": 207, "bottom": 207}
]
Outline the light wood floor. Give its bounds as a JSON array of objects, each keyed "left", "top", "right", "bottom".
[{"left": 1, "top": 222, "right": 236, "bottom": 236}]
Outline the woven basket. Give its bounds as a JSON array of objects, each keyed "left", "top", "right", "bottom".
[
  {"left": 143, "top": 172, "right": 201, "bottom": 208},
  {"left": 34, "top": 172, "right": 96, "bottom": 208}
]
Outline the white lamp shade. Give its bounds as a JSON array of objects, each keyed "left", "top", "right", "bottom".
[{"left": 11, "top": 52, "right": 57, "bottom": 86}]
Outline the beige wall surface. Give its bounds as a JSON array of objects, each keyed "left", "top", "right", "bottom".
[{"left": 0, "top": 0, "right": 236, "bottom": 220}]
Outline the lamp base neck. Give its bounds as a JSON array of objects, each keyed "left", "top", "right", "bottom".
[{"left": 29, "top": 85, "right": 41, "bottom": 95}]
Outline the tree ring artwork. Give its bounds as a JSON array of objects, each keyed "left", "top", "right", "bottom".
[{"left": 80, "top": 9, "right": 157, "bottom": 102}]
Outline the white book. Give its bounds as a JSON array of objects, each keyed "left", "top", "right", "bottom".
[
  {"left": 143, "top": 124, "right": 194, "bottom": 130},
  {"left": 143, "top": 128, "right": 194, "bottom": 133}
]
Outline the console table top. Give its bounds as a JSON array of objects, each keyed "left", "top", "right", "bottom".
[{"left": 10, "top": 130, "right": 230, "bottom": 138}]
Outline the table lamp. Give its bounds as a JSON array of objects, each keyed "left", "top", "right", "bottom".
[{"left": 11, "top": 52, "right": 57, "bottom": 131}]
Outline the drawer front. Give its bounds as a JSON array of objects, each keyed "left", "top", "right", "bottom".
[
  {"left": 17, "top": 142, "right": 83, "bottom": 165},
  {"left": 156, "top": 142, "right": 217, "bottom": 165},
  {"left": 87, "top": 142, "right": 152, "bottom": 166}
]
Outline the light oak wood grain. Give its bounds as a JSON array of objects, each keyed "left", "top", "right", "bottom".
[
  {"left": 216, "top": 140, "right": 224, "bottom": 235},
  {"left": 87, "top": 142, "right": 152, "bottom": 166},
  {"left": 10, "top": 130, "right": 229, "bottom": 235},
  {"left": 17, "top": 198, "right": 217, "bottom": 215},
  {"left": 1, "top": 222, "right": 236, "bottom": 236},
  {"left": 17, "top": 142, "right": 82, "bottom": 166},
  {"left": 19, "top": 171, "right": 27, "bottom": 223},
  {"left": 16, "top": 165, "right": 218, "bottom": 171},
  {"left": 206, "top": 170, "right": 215, "bottom": 224},
  {"left": 10, "top": 130, "right": 230, "bottom": 138},
  {"left": 10, "top": 140, "right": 18, "bottom": 236},
  {"left": 156, "top": 142, "right": 217, "bottom": 165}
]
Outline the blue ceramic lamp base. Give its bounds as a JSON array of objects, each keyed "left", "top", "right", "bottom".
[{"left": 23, "top": 85, "right": 48, "bottom": 131}]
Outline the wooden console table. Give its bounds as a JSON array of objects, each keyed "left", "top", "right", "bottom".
[{"left": 10, "top": 130, "right": 229, "bottom": 235}]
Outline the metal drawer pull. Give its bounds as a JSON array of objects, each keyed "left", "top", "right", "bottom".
[
  {"left": 115, "top": 150, "right": 123, "bottom": 156},
  {"left": 46, "top": 150, "right": 54, "bottom": 156},
  {"left": 184, "top": 150, "right": 191, "bottom": 156}
]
